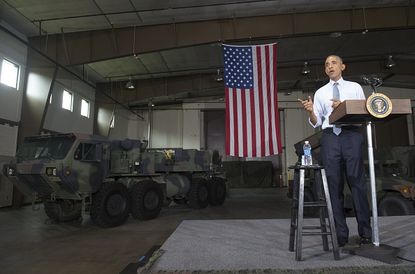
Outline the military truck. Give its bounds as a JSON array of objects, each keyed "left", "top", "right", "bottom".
[
  {"left": 3, "top": 133, "right": 226, "bottom": 227},
  {"left": 290, "top": 131, "right": 415, "bottom": 216}
]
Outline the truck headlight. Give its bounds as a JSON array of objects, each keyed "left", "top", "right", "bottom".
[
  {"left": 401, "top": 186, "right": 411, "bottom": 194},
  {"left": 7, "top": 167, "right": 16, "bottom": 176},
  {"left": 46, "top": 167, "right": 57, "bottom": 176}
]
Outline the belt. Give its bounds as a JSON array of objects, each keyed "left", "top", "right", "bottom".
[{"left": 323, "top": 126, "right": 360, "bottom": 134}]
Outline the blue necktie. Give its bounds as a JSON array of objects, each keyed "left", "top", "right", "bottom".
[{"left": 332, "top": 83, "right": 341, "bottom": 135}]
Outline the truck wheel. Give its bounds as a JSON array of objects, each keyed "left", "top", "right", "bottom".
[
  {"left": 44, "top": 200, "right": 82, "bottom": 222},
  {"left": 379, "top": 194, "right": 415, "bottom": 216},
  {"left": 90, "top": 182, "right": 130, "bottom": 228},
  {"left": 188, "top": 178, "right": 209, "bottom": 209},
  {"left": 208, "top": 177, "right": 226, "bottom": 206},
  {"left": 130, "top": 180, "right": 163, "bottom": 220}
]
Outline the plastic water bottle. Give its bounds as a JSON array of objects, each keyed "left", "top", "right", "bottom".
[{"left": 303, "top": 141, "right": 312, "bottom": 166}]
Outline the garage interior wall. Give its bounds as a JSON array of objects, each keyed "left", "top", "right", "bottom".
[
  {"left": 0, "top": 22, "right": 27, "bottom": 207},
  {"left": 0, "top": 24, "right": 97, "bottom": 207},
  {"left": 43, "top": 78, "right": 95, "bottom": 134},
  {"left": 107, "top": 109, "right": 148, "bottom": 140},
  {"left": 1, "top": 21, "right": 415, "bottom": 195}
]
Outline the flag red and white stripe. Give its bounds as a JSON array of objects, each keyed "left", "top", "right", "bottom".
[{"left": 223, "top": 43, "right": 281, "bottom": 157}]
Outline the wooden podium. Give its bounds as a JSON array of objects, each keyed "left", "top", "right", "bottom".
[
  {"left": 329, "top": 99, "right": 411, "bottom": 125},
  {"left": 329, "top": 99, "right": 412, "bottom": 259}
]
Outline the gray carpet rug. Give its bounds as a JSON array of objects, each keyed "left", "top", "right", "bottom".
[{"left": 148, "top": 216, "right": 415, "bottom": 273}]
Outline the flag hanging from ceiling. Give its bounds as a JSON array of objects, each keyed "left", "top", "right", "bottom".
[{"left": 223, "top": 43, "right": 282, "bottom": 157}]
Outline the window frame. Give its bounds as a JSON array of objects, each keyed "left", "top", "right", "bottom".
[
  {"left": 80, "top": 98, "right": 90, "bottom": 118},
  {"left": 74, "top": 142, "right": 102, "bottom": 162},
  {"left": 0, "top": 58, "right": 20, "bottom": 89},
  {"left": 62, "top": 89, "right": 73, "bottom": 112}
]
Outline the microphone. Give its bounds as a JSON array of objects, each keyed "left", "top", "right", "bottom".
[
  {"left": 373, "top": 77, "right": 383, "bottom": 86},
  {"left": 362, "top": 75, "right": 371, "bottom": 85}
]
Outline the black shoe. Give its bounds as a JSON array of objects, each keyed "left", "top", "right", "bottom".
[
  {"left": 337, "top": 237, "right": 348, "bottom": 247},
  {"left": 359, "top": 237, "right": 372, "bottom": 245}
]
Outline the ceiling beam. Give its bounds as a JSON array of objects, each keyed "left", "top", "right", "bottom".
[
  {"left": 29, "top": 6, "right": 415, "bottom": 66},
  {"left": 95, "top": 59, "right": 415, "bottom": 108}
]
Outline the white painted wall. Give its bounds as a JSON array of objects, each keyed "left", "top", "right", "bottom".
[
  {"left": 0, "top": 25, "right": 26, "bottom": 123},
  {"left": 108, "top": 103, "right": 206, "bottom": 149},
  {"left": 183, "top": 103, "right": 202, "bottom": 149},
  {"left": 151, "top": 109, "right": 183, "bottom": 148},
  {"left": 0, "top": 24, "right": 26, "bottom": 141},
  {"left": 127, "top": 111, "right": 148, "bottom": 141},
  {"left": 43, "top": 79, "right": 95, "bottom": 134},
  {"left": 0, "top": 23, "right": 27, "bottom": 207},
  {"left": 0, "top": 125, "right": 18, "bottom": 157},
  {"left": 108, "top": 108, "right": 148, "bottom": 140}
]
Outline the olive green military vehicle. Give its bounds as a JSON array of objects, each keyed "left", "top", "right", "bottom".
[
  {"left": 3, "top": 133, "right": 226, "bottom": 227},
  {"left": 290, "top": 131, "right": 415, "bottom": 216}
]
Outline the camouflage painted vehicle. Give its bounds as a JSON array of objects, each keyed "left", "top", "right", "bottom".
[
  {"left": 3, "top": 133, "right": 226, "bottom": 227},
  {"left": 345, "top": 158, "right": 415, "bottom": 216},
  {"left": 290, "top": 131, "right": 415, "bottom": 216}
]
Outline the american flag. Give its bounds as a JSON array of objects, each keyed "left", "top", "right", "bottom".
[{"left": 223, "top": 43, "right": 282, "bottom": 157}]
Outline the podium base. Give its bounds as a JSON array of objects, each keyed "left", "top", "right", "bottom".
[{"left": 343, "top": 243, "right": 401, "bottom": 264}]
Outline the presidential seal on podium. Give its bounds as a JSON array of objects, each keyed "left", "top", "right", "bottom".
[{"left": 366, "top": 93, "right": 393, "bottom": 118}]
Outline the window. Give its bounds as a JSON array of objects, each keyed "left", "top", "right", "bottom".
[
  {"left": 0, "top": 59, "right": 20, "bottom": 89},
  {"left": 74, "top": 143, "right": 99, "bottom": 161},
  {"left": 62, "top": 89, "right": 73, "bottom": 111},
  {"left": 81, "top": 98, "right": 90, "bottom": 118}
]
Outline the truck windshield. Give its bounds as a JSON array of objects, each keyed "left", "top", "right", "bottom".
[{"left": 16, "top": 135, "right": 76, "bottom": 163}]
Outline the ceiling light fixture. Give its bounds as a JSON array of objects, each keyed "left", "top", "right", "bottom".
[
  {"left": 125, "top": 76, "right": 135, "bottom": 89},
  {"left": 301, "top": 61, "right": 311, "bottom": 75},
  {"left": 385, "top": 55, "right": 396, "bottom": 69},
  {"left": 362, "top": 8, "right": 369, "bottom": 34}
]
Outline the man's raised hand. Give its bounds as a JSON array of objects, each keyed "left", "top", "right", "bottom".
[
  {"left": 330, "top": 99, "right": 341, "bottom": 109},
  {"left": 298, "top": 96, "right": 313, "bottom": 113}
]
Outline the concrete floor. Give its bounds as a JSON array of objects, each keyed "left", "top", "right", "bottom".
[{"left": 0, "top": 188, "right": 291, "bottom": 274}]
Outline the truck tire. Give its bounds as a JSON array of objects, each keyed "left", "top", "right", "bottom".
[
  {"left": 379, "top": 194, "right": 415, "bottom": 216},
  {"left": 90, "top": 182, "right": 130, "bottom": 228},
  {"left": 208, "top": 177, "right": 226, "bottom": 206},
  {"left": 188, "top": 178, "right": 209, "bottom": 209},
  {"left": 130, "top": 180, "right": 163, "bottom": 220},
  {"left": 44, "top": 200, "right": 82, "bottom": 222}
]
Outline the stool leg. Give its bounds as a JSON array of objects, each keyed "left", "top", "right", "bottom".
[
  {"left": 289, "top": 204, "right": 297, "bottom": 252},
  {"left": 315, "top": 170, "right": 329, "bottom": 251},
  {"left": 321, "top": 169, "right": 340, "bottom": 260},
  {"left": 296, "top": 169, "right": 305, "bottom": 261},
  {"left": 319, "top": 208, "right": 329, "bottom": 251},
  {"left": 289, "top": 170, "right": 299, "bottom": 252}
]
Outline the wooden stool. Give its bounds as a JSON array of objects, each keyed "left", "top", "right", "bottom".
[{"left": 288, "top": 164, "right": 340, "bottom": 261}]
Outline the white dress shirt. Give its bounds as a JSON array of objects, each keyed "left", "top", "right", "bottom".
[{"left": 310, "top": 77, "right": 365, "bottom": 129}]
